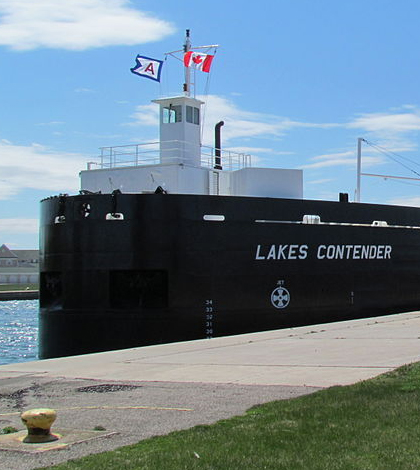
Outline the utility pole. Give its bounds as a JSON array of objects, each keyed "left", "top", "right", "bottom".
[{"left": 356, "top": 137, "right": 365, "bottom": 203}]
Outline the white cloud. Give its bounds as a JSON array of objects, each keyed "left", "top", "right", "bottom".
[
  {"left": 130, "top": 103, "right": 159, "bottom": 127},
  {"left": 0, "top": 140, "right": 86, "bottom": 199},
  {"left": 200, "top": 95, "right": 338, "bottom": 145},
  {"left": 347, "top": 107, "right": 420, "bottom": 153},
  {"left": 128, "top": 98, "right": 420, "bottom": 174},
  {"left": 387, "top": 196, "right": 420, "bottom": 207},
  {"left": 0, "top": 218, "right": 38, "bottom": 233},
  {"left": 301, "top": 151, "right": 355, "bottom": 169},
  {"left": 129, "top": 94, "right": 337, "bottom": 147},
  {"left": 36, "top": 121, "right": 65, "bottom": 127},
  {"left": 302, "top": 150, "right": 384, "bottom": 170},
  {"left": 348, "top": 110, "right": 420, "bottom": 133},
  {"left": 308, "top": 178, "right": 334, "bottom": 185},
  {"left": 0, "top": 0, "right": 175, "bottom": 51},
  {"left": 74, "top": 88, "right": 95, "bottom": 94},
  {"left": 226, "top": 146, "right": 290, "bottom": 155}
]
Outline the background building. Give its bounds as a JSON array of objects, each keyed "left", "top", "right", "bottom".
[{"left": 0, "top": 244, "right": 39, "bottom": 285}]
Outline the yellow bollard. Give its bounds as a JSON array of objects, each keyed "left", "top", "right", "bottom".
[{"left": 20, "top": 408, "right": 59, "bottom": 443}]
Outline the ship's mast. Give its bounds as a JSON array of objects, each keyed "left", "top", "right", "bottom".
[
  {"left": 183, "top": 29, "right": 192, "bottom": 96},
  {"left": 356, "top": 137, "right": 364, "bottom": 202},
  {"left": 165, "top": 30, "right": 218, "bottom": 98}
]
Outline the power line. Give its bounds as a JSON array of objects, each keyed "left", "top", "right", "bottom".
[{"left": 364, "top": 140, "right": 420, "bottom": 178}]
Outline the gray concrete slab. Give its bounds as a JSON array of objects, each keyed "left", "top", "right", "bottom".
[
  {"left": 0, "top": 311, "right": 419, "bottom": 469},
  {"left": 2, "top": 311, "right": 420, "bottom": 387}
]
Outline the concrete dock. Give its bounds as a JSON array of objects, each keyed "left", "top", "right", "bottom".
[{"left": 0, "top": 311, "right": 420, "bottom": 469}]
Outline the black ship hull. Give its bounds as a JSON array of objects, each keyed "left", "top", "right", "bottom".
[{"left": 39, "top": 193, "right": 420, "bottom": 358}]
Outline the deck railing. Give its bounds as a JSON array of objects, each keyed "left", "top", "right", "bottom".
[{"left": 86, "top": 141, "right": 252, "bottom": 171}]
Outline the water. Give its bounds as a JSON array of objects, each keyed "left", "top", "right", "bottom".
[{"left": 0, "top": 300, "right": 38, "bottom": 365}]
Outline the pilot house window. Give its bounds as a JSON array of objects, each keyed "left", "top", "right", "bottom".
[
  {"left": 186, "top": 106, "right": 200, "bottom": 125},
  {"left": 163, "top": 105, "right": 182, "bottom": 123}
]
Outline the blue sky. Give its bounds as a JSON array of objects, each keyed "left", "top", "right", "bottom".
[{"left": 2, "top": 0, "right": 420, "bottom": 248}]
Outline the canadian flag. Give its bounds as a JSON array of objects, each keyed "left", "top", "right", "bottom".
[{"left": 183, "top": 51, "right": 214, "bottom": 73}]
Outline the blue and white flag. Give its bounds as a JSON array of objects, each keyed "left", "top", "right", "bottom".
[{"left": 130, "top": 55, "right": 163, "bottom": 82}]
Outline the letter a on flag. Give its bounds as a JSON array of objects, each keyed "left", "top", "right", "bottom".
[{"left": 130, "top": 55, "right": 163, "bottom": 82}]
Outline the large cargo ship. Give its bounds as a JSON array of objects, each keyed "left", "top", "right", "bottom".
[{"left": 39, "top": 32, "right": 420, "bottom": 359}]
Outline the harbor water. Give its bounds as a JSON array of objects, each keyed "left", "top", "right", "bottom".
[{"left": 0, "top": 300, "right": 38, "bottom": 365}]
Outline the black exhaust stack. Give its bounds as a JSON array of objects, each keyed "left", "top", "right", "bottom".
[{"left": 214, "top": 121, "right": 224, "bottom": 170}]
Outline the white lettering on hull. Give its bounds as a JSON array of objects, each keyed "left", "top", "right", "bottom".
[
  {"left": 255, "top": 244, "right": 392, "bottom": 260},
  {"left": 255, "top": 244, "right": 309, "bottom": 260}
]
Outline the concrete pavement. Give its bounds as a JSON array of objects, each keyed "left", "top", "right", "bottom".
[{"left": 0, "top": 311, "right": 419, "bottom": 469}]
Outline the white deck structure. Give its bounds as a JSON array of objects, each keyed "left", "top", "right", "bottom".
[{"left": 80, "top": 95, "right": 303, "bottom": 198}]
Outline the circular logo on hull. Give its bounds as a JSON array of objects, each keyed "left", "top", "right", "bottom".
[{"left": 271, "top": 286, "right": 290, "bottom": 309}]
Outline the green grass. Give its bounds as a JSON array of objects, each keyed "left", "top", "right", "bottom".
[
  {"left": 37, "top": 363, "right": 420, "bottom": 470},
  {"left": 0, "top": 283, "right": 38, "bottom": 291}
]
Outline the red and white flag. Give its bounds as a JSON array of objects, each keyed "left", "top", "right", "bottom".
[{"left": 183, "top": 51, "right": 214, "bottom": 73}]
